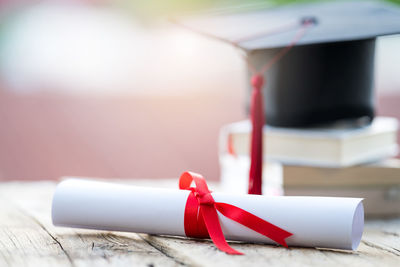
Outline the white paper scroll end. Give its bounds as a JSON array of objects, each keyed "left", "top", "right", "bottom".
[{"left": 351, "top": 201, "right": 364, "bottom": 250}]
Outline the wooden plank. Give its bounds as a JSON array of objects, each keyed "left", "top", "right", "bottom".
[
  {"left": 0, "top": 180, "right": 399, "bottom": 267},
  {"left": 0, "top": 196, "right": 72, "bottom": 267},
  {"left": 0, "top": 182, "right": 182, "bottom": 267},
  {"left": 362, "top": 219, "right": 400, "bottom": 256},
  {"left": 139, "top": 229, "right": 400, "bottom": 267}
]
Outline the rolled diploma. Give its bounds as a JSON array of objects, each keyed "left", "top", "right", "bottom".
[{"left": 52, "top": 179, "right": 364, "bottom": 250}]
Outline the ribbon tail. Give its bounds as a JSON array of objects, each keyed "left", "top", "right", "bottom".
[
  {"left": 215, "top": 203, "right": 292, "bottom": 247},
  {"left": 201, "top": 205, "right": 243, "bottom": 255},
  {"left": 278, "top": 238, "right": 289, "bottom": 248}
]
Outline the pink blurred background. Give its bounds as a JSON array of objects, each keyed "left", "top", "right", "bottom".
[{"left": 0, "top": 1, "right": 399, "bottom": 181}]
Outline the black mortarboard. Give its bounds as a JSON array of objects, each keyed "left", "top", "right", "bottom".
[{"left": 177, "top": 1, "right": 400, "bottom": 127}]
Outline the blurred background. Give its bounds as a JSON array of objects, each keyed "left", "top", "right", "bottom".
[{"left": 0, "top": 0, "right": 399, "bottom": 181}]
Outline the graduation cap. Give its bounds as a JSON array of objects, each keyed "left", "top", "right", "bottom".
[
  {"left": 177, "top": 0, "right": 400, "bottom": 127},
  {"left": 175, "top": 1, "right": 400, "bottom": 194}
]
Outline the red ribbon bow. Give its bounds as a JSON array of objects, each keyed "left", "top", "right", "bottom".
[{"left": 179, "top": 171, "right": 293, "bottom": 255}]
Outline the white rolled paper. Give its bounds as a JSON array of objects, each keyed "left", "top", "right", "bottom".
[{"left": 52, "top": 179, "right": 364, "bottom": 250}]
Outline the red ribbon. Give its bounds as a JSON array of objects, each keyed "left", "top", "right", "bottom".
[{"left": 179, "top": 171, "right": 293, "bottom": 255}]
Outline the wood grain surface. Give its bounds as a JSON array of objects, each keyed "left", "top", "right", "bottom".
[{"left": 0, "top": 180, "right": 399, "bottom": 267}]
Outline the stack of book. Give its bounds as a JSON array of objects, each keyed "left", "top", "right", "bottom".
[{"left": 219, "top": 117, "right": 399, "bottom": 217}]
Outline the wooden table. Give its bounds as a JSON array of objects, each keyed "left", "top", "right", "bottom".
[{"left": 0, "top": 180, "right": 399, "bottom": 267}]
